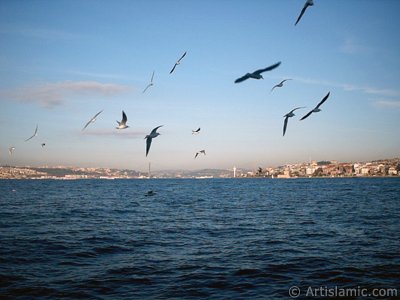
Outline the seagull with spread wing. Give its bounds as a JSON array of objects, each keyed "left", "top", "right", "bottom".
[
  {"left": 194, "top": 150, "right": 206, "bottom": 159},
  {"left": 271, "top": 79, "right": 292, "bottom": 92},
  {"left": 283, "top": 107, "right": 306, "bottom": 136},
  {"left": 192, "top": 127, "right": 200, "bottom": 135},
  {"left": 82, "top": 110, "right": 103, "bottom": 131},
  {"left": 295, "top": 0, "right": 314, "bottom": 26},
  {"left": 234, "top": 62, "right": 281, "bottom": 83},
  {"left": 300, "top": 92, "right": 330, "bottom": 121},
  {"left": 145, "top": 125, "right": 163, "bottom": 157},
  {"left": 9, "top": 147, "right": 15, "bottom": 155},
  {"left": 25, "top": 124, "right": 38, "bottom": 142},
  {"left": 170, "top": 51, "right": 187, "bottom": 74},
  {"left": 116, "top": 111, "right": 129, "bottom": 129},
  {"left": 142, "top": 71, "right": 155, "bottom": 93}
]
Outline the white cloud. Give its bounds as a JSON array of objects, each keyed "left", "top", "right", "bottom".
[
  {"left": 81, "top": 129, "right": 146, "bottom": 139},
  {"left": 339, "top": 37, "right": 370, "bottom": 55},
  {"left": 290, "top": 76, "right": 400, "bottom": 98},
  {"left": 3, "top": 81, "right": 129, "bottom": 108},
  {"left": 374, "top": 100, "right": 400, "bottom": 108},
  {"left": 66, "top": 70, "right": 134, "bottom": 81}
]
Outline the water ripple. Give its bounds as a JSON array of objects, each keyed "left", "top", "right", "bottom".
[{"left": 0, "top": 178, "right": 399, "bottom": 299}]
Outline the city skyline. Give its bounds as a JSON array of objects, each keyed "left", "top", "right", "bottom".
[
  {"left": 1, "top": 0, "right": 399, "bottom": 171},
  {"left": 1, "top": 157, "right": 398, "bottom": 179}
]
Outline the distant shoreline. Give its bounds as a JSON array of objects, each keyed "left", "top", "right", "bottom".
[
  {"left": 1, "top": 176, "right": 399, "bottom": 181},
  {"left": 1, "top": 158, "right": 399, "bottom": 179}
]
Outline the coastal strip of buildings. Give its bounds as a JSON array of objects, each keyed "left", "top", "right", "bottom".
[
  {"left": 249, "top": 158, "right": 399, "bottom": 179},
  {"left": 0, "top": 158, "right": 399, "bottom": 179}
]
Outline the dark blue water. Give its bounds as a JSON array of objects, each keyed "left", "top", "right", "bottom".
[{"left": 1, "top": 178, "right": 399, "bottom": 299}]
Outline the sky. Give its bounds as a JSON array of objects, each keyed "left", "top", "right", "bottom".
[{"left": 0, "top": 0, "right": 399, "bottom": 171}]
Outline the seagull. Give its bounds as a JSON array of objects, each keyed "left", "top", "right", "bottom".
[
  {"left": 192, "top": 127, "right": 201, "bottom": 135},
  {"left": 295, "top": 0, "right": 314, "bottom": 26},
  {"left": 145, "top": 125, "right": 163, "bottom": 157},
  {"left": 283, "top": 107, "right": 306, "bottom": 136},
  {"left": 271, "top": 79, "right": 292, "bottom": 92},
  {"left": 194, "top": 150, "right": 206, "bottom": 159},
  {"left": 9, "top": 147, "right": 15, "bottom": 155},
  {"left": 234, "top": 62, "right": 281, "bottom": 83},
  {"left": 300, "top": 92, "right": 330, "bottom": 121},
  {"left": 116, "top": 111, "right": 129, "bottom": 129},
  {"left": 82, "top": 110, "right": 103, "bottom": 131},
  {"left": 41, "top": 143, "right": 46, "bottom": 148},
  {"left": 170, "top": 51, "right": 187, "bottom": 74},
  {"left": 142, "top": 71, "right": 155, "bottom": 93},
  {"left": 25, "top": 124, "right": 38, "bottom": 142}
]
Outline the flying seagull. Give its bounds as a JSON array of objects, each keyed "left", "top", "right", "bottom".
[
  {"left": 192, "top": 127, "right": 201, "bottom": 135},
  {"left": 295, "top": 0, "right": 314, "bottom": 26},
  {"left": 300, "top": 92, "right": 330, "bottom": 121},
  {"left": 25, "top": 124, "right": 38, "bottom": 142},
  {"left": 142, "top": 71, "right": 155, "bottom": 93},
  {"left": 170, "top": 51, "right": 187, "bottom": 74},
  {"left": 234, "top": 62, "right": 281, "bottom": 83},
  {"left": 82, "top": 110, "right": 103, "bottom": 131},
  {"left": 9, "top": 147, "right": 15, "bottom": 155},
  {"left": 145, "top": 125, "right": 163, "bottom": 157},
  {"left": 41, "top": 143, "right": 46, "bottom": 148},
  {"left": 271, "top": 79, "right": 292, "bottom": 92},
  {"left": 194, "top": 150, "right": 206, "bottom": 159},
  {"left": 116, "top": 111, "right": 129, "bottom": 129},
  {"left": 283, "top": 107, "right": 306, "bottom": 136}
]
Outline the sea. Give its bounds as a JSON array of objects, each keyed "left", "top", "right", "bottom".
[{"left": 0, "top": 178, "right": 399, "bottom": 299}]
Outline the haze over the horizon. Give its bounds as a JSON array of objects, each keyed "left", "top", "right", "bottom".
[{"left": 1, "top": 0, "right": 399, "bottom": 171}]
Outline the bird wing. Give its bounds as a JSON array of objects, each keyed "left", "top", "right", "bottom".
[
  {"left": 178, "top": 51, "right": 187, "bottom": 62},
  {"left": 271, "top": 84, "right": 279, "bottom": 92},
  {"left": 24, "top": 134, "right": 35, "bottom": 142},
  {"left": 122, "top": 111, "right": 127, "bottom": 124},
  {"left": 291, "top": 106, "right": 306, "bottom": 114},
  {"left": 300, "top": 110, "right": 313, "bottom": 121},
  {"left": 194, "top": 152, "right": 199, "bottom": 159},
  {"left": 283, "top": 116, "right": 289, "bottom": 136},
  {"left": 25, "top": 125, "right": 38, "bottom": 141},
  {"left": 295, "top": 1, "right": 311, "bottom": 26},
  {"left": 82, "top": 119, "right": 92, "bottom": 131},
  {"left": 150, "top": 70, "right": 155, "bottom": 83},
  {"left": 150, "top": 125, "right": 163, "bottom": 135},
  {"left": 146, "top": 137, "right": 152, "bottom": 157},
  {"left": 315, "top": 92, "right": 331, "bottom": 109},
  {"left": 254, "top": 62, "right": 282, "bottom": 75},
  {"left": 142, "top": 84, "right": 151, "bottom": 93},
  {"left": 82, "top": 110, "right": 102, "bottom": 131},
  {"left": 234, "top": 73, "right": 250, "bottom": 83},
  {"left": 169, "top": 63, "right": 177, "bottom": 74},
  {"left": 93, "top": 110, "right": 103, "bottom": 119}
]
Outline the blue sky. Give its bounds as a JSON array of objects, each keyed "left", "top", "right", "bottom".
[{"left": 1, "top": 0, "right": 399, "bottom": 171}]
